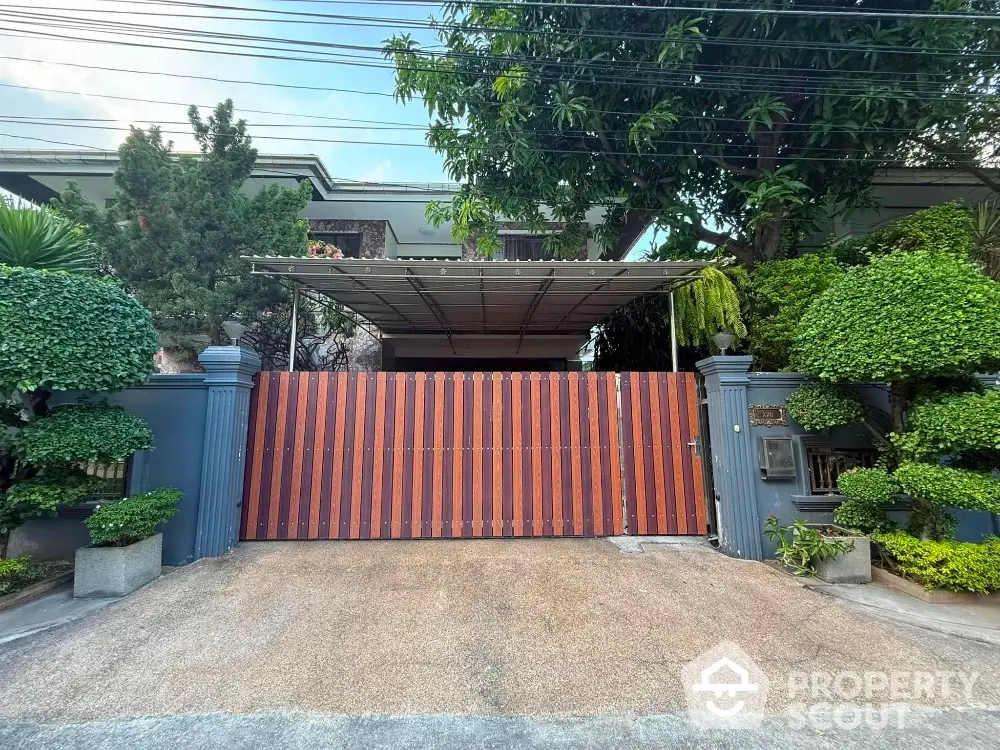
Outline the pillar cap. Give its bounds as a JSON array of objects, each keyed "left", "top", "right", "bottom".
[
  {"left": 696, "top": 355, "right": 752, "bottom": 376},
  {"left": 197, "top": 346, "right": 261, "bottom": 385}
]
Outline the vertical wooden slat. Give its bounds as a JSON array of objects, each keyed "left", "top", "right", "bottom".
[
  {"left": 666, "top": 374, "right": 689, "bottom": 535},
  {"left": 530, "top": 373, "right": 543, "bottom": 536},
  {"left": 491, "top": 372, "right": 504, "bottom": 536},
  {"left": 287, "top": 374, "right": 310, "bottom": 538},
  {"left": 630, "top": 374, "right": 649, "bottom": 535},
  {"left": 586, "top": 373, "right": 605, "bottom": 537},
  {"left": 329, "top": 372, "right": 349, "bottom": 540},
  {"left": 548, "top": 373, "right": 563, "bottom": 536},
  {"left": 471, "top": 373, "right": 484, "bottom": 537},
  {"left": 686, "top": 374, "right": 709, "bottom": 534},
  {"left": 267, "top": 372, "right": 291, "bottom": 539},
  {"left": 568, "top": 372, "right": 584, "bottom": 536},
  {"left": 308, "top": 374, "right": 329, "bottom": 539},
  {"left": 451, "top": 373, "right": 465, "bottom": 537},
  {"left": 432, "top": 373, "right": 446, "bottom": 538},
  {"left": 391, "top": 373, "right": 406, "bottom": 539},
  {"left": 296, "top": 374, "right": 319, "bottom": 539},
  {"left": 511, "top": 373, "right": 524, "bottom": 536},
  {"left": 605, "top": 373, "right": 624, "bottom": 535},
  {"left": 646, "top": 374, "right": 668, "bottom": 535},
  {"left": 501, "top": 373, "right": 514, "bottom": 537},
  {"left": 658, "top": 373, "right": 679, "bottom": 535},
  {"left": 370, "top": 373, "right": 388, "bottom": 540},
  {"left": 676, "top": 372, "right": 699, "bottom": 535},
  {"left": 411, "top": 372, "right": 426, "bottom": 538},
  {"left": 244, "top": 373, "right": 270, "bottom": 539}
]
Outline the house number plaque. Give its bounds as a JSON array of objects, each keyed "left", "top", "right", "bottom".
[{"left": 748, "top": 404, "right": 787, "bottom": 427}]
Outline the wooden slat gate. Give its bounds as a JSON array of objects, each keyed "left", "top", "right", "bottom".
[{"left": 240, "top": 371, "right": 707, "bottom": 541}]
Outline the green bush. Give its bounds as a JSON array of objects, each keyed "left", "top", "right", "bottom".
[
  {"left": 834, "top": 498, "right": 895, "bottom": 535},
  {"left": 745, "top": 253, "right": 845, "bottom": 371},
  {"left": 873, "top": 532, "right": 1000, "bottom": 593},
  {"left": 827, "top": 202, "right": 975, "bottom": 266},
  {"left": 785, "top": 382, "right": 866, "bottom": 431},
  {"left": 1, "top": 471, "right": 104, "bottom": 537},
  {"left": 838, "top": 467, "right": 900, "bottom": 505},
  {"left": 793, "top": 251, "right": 1000, "bottom": 383},
  {"left": 0, "top": 266, "right": 158, "bottom": 393},
  {"left": 894, "top": 461, "right": 1000, "bottom": 514},
  {"left": 897, "top": 391, "right": 1000, "bottom": 459},
  {"left": 15, "top": 403, "right": 152, "bottom": 464},
  {"left": 84, "top": 488, "right": 181, "bottom": 547},
  {"left": 0, "top": 556, "right": 34, "bottom": 595}
]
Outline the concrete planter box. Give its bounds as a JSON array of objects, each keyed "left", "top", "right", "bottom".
[
  {"left": 74, "top": 534, "right": 163, "bottom": 598},
  {"left": 806, "top": 524, "right": 872, "bottom": 584},
  {"left": 871, "top": 566, "right": 1000, "bottom": 605}
]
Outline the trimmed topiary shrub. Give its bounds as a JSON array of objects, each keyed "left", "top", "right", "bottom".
[
  {"left": 745, "top": 253, "right": 845, "bottom": 371},
  {"left": 873, "top": 532, "right": 1000, "bottom": 594},
  {"left": 826, "top": 202, "right": 975, "bottom": 266},
  {"left": 896, "top": 391, "right": 1000, "bottom": 459},
  {"left": 794, "top": 251, "right": 1000, "bottom": 384},
  {"left": 894, "top": 461, "right": 1000, "bottom": 515},
  {"left": 838, "top": 467, "right": 900, "bottom": 505},
  {"left": 0, "top": 266, "right": 158, "bottom": 393},
  {"left": 785, "top": 382, "right": 866, "bottom": 431},
  {"left": 15, "top": 403, "right": 153, "bottom": 465},
  {"left": 85, "top": 488, "right": 181, "bottom": 547},
  {"left": 834, "top": 499, "right": 895, "bottom": 535}
]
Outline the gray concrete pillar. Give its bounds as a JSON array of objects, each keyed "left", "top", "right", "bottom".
[
  {"left": 696, "top": 355, "right": 763, "bottom": 560},
  {"left": 194, "top": 346, "right": 262, "bottom": 559}
]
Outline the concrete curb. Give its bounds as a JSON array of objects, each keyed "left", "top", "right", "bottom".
[{"left": 0, "top": 570, "right": 74, "bottom": 613}]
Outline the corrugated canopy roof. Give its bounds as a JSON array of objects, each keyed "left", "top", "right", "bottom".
[{"left": 247, "top": 257, "right": 708, "bottom": 341}]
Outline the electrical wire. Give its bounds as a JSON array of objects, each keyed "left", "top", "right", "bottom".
[{"left": 121, "top": 0, "right": 1000, "bottom": 23}]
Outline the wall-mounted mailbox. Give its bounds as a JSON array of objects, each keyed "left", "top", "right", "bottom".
[{"left": 758, "top": 436, "right": 795, "bottom": 480}]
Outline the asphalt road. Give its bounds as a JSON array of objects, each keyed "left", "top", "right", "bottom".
[{"left": 2, "top": 538, "right": 998, "bottom": 748}]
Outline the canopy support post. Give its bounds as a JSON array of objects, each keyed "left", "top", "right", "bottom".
[
  {"left": 288, "top": 283, "right": 299, "bottom": 373},
  {"left": 669, "top": 290, "right": 678, "bottom": 373}
]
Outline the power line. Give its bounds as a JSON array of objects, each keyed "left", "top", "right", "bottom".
[
  {"left": 0, "top": 119, "right": 932, "bottom": 163},
  {"left": 4, "top": 114, "right": 998, "bottom": 141},
  {"left": 129, "top": 0, "right": 1000, "bottom": 23},
  {"left": 6, "top": 6, "right": 1000, "bottom": 84},
  {"left": 19, "top": 2, "right": 1000, "bottom": 58},
  {"left": 0, "top": 25, "right": 994, "bottom": 104}
]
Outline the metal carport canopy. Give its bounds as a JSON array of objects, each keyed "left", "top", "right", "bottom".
[{"left": 246, "top": 257, "right": 708, "bottom": 337}]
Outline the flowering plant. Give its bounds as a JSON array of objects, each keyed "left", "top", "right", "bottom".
[
  {"left": 308, "top": 241, "right": 345, "bottom": 259},
  {"left": 84, "top": 488, "right": 181, "bottom": 547}
]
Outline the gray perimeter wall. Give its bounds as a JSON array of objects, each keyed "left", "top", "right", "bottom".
[
  {"left": 745, "top": 373, "right": 999, "bottom": 557},
  {"left": 9, "top": 375, "right": 210, "bottom": 566}
]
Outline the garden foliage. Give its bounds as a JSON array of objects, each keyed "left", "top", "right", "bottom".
[
  {"left": 872, "top": 532, "right": 1000, "bottom": 594},
  {"left": 85, "top": 488, "right": 181, "bottom": 547},
  {"left": 15, "top": 403, "right": 153, "bottom": 465},
  {"left": 785, "top": 382, "right": 866, "bottom": 431}
]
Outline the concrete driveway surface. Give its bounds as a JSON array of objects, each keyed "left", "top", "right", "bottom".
[{"left": 1, "top": 538, "right": 998, "bottom": 748}]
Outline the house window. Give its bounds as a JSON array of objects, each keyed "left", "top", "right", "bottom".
[
  {"left": 311, "top": 232, "right": 362, "bottom": 258},
  {"left": 82, "top": 460, "right": 130, "bottom": 501},
  {"left": 502, "top": 235, "right": 552, "bottom": 261},
  {"left": 805, "top": 447, "right": 878, "bottom": 495}
]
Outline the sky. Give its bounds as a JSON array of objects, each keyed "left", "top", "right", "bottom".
[
  {"left": 0, "top": 0, "right": 657, "bottom": 256},
  {"left": 0, "top": 0, "right": 452, "bottom": 184}
]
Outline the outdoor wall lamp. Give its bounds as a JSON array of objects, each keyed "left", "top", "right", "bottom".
[
  {"left": 222, "top": 320, "right": 248, "bottom": 346},
  {"left": 713, "top": 331, "right": 737, "bottom": 355}
]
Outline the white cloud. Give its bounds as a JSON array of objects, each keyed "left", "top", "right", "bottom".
[{"left": 0, "top": 1, "right": 350, "bottom": 153}]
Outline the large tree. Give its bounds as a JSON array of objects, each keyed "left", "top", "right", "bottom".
[
  {"left": 385, "top": 0, "right": 1000, "bottom": 265},
  {"left": 54, "top": 100, "right": 313, "bottom": 353}
]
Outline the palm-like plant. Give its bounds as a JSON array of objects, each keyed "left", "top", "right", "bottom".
[{"left": 0, "top": 201, "right": 97, "bottom": 272}]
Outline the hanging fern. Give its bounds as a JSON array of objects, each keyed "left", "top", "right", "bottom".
[{"left": 674, "top": 266, "right": 748, "bottom": 348}]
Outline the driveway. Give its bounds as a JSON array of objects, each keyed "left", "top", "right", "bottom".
[{"left": 1, "top": 539, "right": 999, "bottom": 748}]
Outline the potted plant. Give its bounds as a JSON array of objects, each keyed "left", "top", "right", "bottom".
[
  {"left": 74, "top": 488, "right": 181, "bottom": 598},
  {"left": 763, "top": 515, "right": 866, "bottom": 582}
]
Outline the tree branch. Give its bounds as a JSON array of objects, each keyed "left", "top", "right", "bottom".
[
  {"left": 910, "top": 135, "right": 1000, "bottom": 195},
  {"left": 705, "top": 155, "right": 762, "bottom": 178},
  {"left": 687, "top": 216, "right": 753, "bottom": 263}
]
